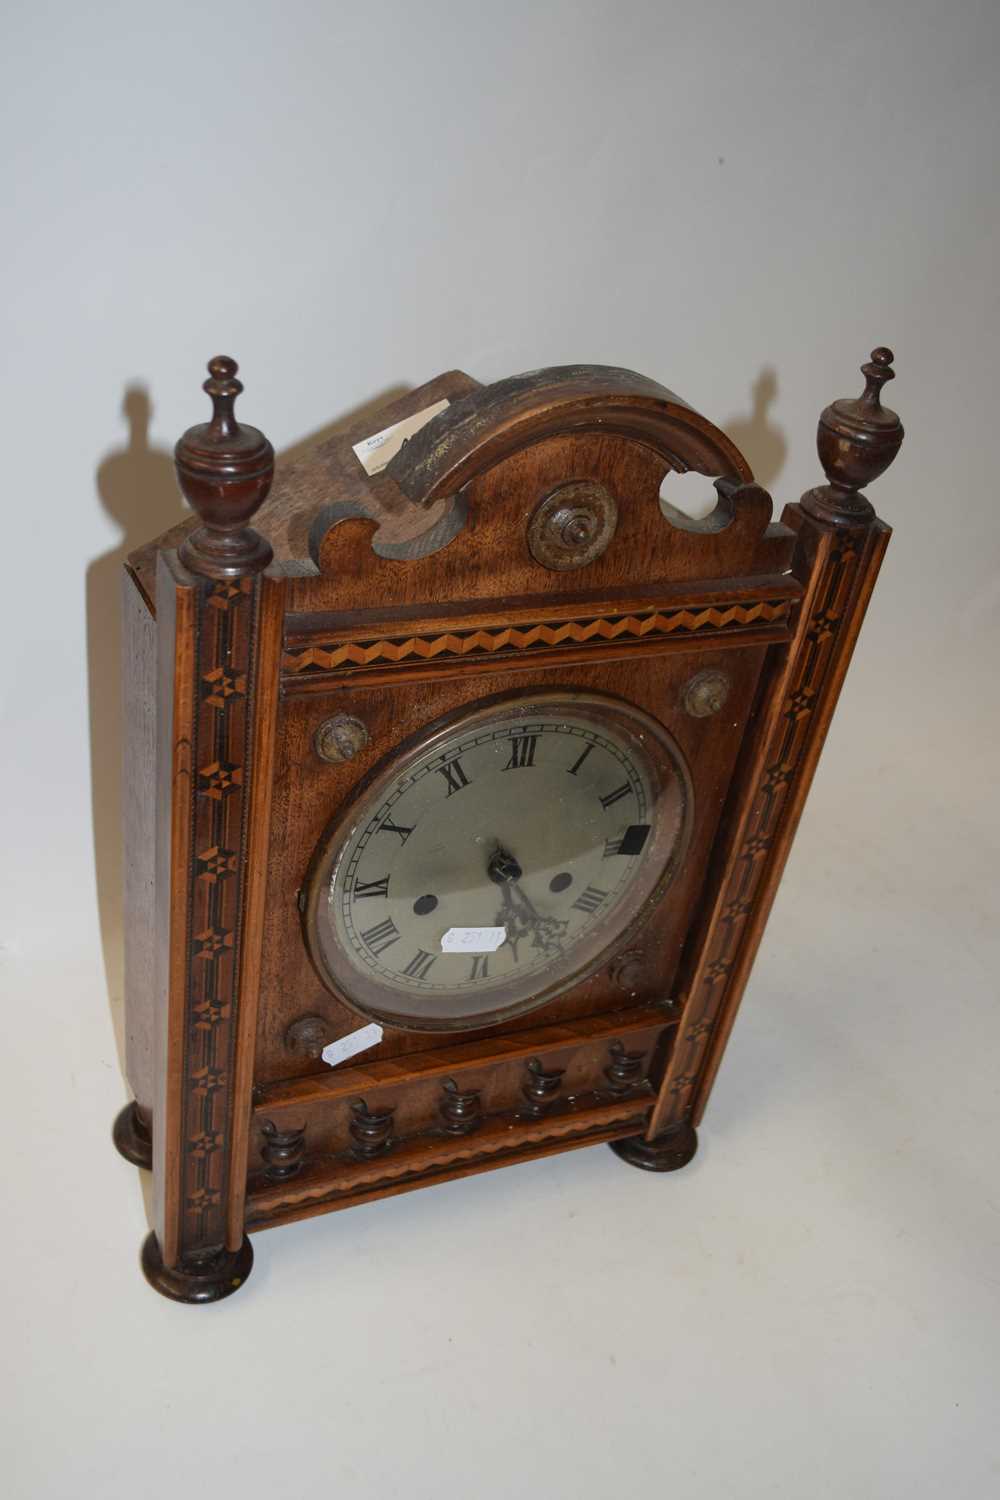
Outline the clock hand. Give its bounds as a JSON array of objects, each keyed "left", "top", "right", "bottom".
[
  {"left": 520, "top": 901, "right": 569, "bottom": 959},
  {"left": 488, "top": 845, "right": 531, "bottom": 962},
  {"left": 494, "top": 880, "right": 529, "bottom": 964},
  {"left": 487, "top": 842, "right": 568, "bottom": 961},
  {"left": 487, "top": 842, "right": 523, "bottom": 885}
]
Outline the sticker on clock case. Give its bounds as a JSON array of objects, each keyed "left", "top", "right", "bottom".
[
  {"left": 321, "top": 1022, "right": 384, "bottom": 1068},
  {"left": 441, "top": 926, "right": 507, "bottom": 954},
  {"left": 351, "top": 399, "right": 450, "bottom": 475}
]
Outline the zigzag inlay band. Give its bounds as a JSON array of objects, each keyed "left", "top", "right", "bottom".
[{"left": 282, "top": 599, "right": 790, "bottom": 676}]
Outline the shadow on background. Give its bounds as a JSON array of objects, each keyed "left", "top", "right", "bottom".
[
  {"left": 659, "top": 366, "right": 789, "bottom": 522},
  {"left": 90, "top": 388, "right": 182, "bottom": 1075},
  {"left": 89, "top": 379, "right": 409, "bottom": 1080},
  {"left": 723, "top": 366, "right": 788, "bottom": 492}
]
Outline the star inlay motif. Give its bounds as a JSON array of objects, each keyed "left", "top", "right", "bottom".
[
  {"left": 191, "top": 1065, "right": 227, "bottom": 1094},
  {"left": 192, "top": 996, "right": 231, "bottom": 1030},
  {"left": 762, "top": 763, "right": 794, "bottom": 794},
  {"left": 194, "top": 927, "right": 234, "bottom": 961},
  {"left": 198, "top": 846, "right": 237, "bottom": 883},
  {"left": 785, "top": 686, "right": 816, "bottom": 721},
  {"left": 686, "top": 1020, "right": 714, "bottom": 1044},
  {"left": 202, "top": 667, "right": 246, "bottom": 709},
  {"left": 186, "top": 1185, "right": 222, "bottom": 1212},
  {"left": 806, "top": 610, "right": 839, "bottom": 644},
  {"left": 208, "top": 579, "right": 251, "bottom": 610},
  {"left": 199, "top": 761, "right": 243, "bottom": 799},
  {"left": 188, "top": 1131, "right": 224, "bottom": 1160},
  {"left": 723, "top": 897, "right": 753, "bottom": 922}
]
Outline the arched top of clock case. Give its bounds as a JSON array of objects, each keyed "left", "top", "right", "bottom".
[
  {"left": 127, "top": 362, "right": 794, "bottom": 613},
  {"left": 385, "top": 364, "right": 752, "bottom": 505}
]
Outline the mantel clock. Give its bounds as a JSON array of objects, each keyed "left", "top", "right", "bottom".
[{"left": 114, "top": 346, "right": 902, "bottom": 1301}]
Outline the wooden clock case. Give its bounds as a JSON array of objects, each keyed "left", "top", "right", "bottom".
[{"left": 114, "top": 348, "right": 902, "bottom": 1302}]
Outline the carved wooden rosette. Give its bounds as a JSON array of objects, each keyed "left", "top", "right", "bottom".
[
  {"left": 647, "top": 350, "right": 900, "bottom": 1138},
  {"left": 150, "top": 360, "right": 283, "bottom": 1285}
]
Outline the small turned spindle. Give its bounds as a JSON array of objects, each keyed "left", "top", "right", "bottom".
[
  {"left": 439, "top": 1077, "right": 484, "bottom": 1135},
  {"left": 175, "top": 356, "right": 275, "bottom": 578},
  {"left": 260, "top": 1120, "right": 305, "bottom": 1181},
  {"left": 801, "top": 347, "right": 904, "bottom": 526},
  {"left": 520, "top": 1056, "right": 566, "bottom": 1118},
  {"left": 348, "top": 1098, "right": 396, "bottom": 1159}
]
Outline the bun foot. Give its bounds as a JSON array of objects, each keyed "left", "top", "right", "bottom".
[
  {"left": 141, "top": 1232, "right": 253, "bottom": 1304},
  {"left": 610, "top": 1118, "right": 698, "bottom": 1172},
  {"left": 112, "top": 1101, "right": 153, "bottom": 1169}
]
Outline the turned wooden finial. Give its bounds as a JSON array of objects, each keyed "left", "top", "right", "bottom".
[
  {"left": 175, "top": 355, "right": 274, "bottom": 578},
  {"left": 801, "top": 347, "right": 904, "bottom": 526}
]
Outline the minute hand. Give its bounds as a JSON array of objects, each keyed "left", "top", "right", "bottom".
[{"left": 496, "top": 878, "right": 568, "bottom": 961}]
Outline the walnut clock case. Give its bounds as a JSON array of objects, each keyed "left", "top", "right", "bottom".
[{"left": 114, "top": 349, "right": 902, "bottom": 1302}]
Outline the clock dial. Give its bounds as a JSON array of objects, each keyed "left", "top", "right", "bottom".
[{"left": 305, "top": 692, "right": 692, "bottom": 1030}]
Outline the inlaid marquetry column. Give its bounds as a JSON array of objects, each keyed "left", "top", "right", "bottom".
[
  {"left": 634, "top": 349, "right": 903, "bottom": 1166},
  {"left": 143, "top": 358, "right": 284, "bottom": 1302}
]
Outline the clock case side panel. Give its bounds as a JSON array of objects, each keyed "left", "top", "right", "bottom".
[
  {"left": 119, "top": 566, "right": 158, "bottom": 1157},
  {"left": 648, "top": 504, "right": 891, "bottom": 1139},
  {"left": 148, "top": 551, "right": 284, "bottom": 1274}
]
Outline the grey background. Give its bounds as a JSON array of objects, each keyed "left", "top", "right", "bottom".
[{"left": 2, "top": 2, "right": 997, "bottom": 1496}]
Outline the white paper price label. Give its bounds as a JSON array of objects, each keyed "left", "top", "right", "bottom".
[
  {"left": 351, "top": 399, "right": 450, "bottom": 475},
  {"left": 321, "top": 1022, "right": 383, "bottom": 1068},
  {"left": 441, "top": 926, "right": 507, "bottom": 954}
]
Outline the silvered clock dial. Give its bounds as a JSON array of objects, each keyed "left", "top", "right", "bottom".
[{"left": 304, "top": 691, "right": 692, "bottom": 1030}]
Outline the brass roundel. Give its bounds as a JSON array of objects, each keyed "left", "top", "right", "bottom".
[
  {"left": 609, "top": 948, "right": 646, "bottom": 996},
  {"left": 284, "top": 1014, "right": 332, "bottom": 1058},
  {"left": 682, "top": 669, "right": 731, "bottom": 719},
  {"left": 314, "top": 714, "right": 370, "bottom": 763},
  {"left": 527, "top": 481, "right": 618, "bottom": 571}
]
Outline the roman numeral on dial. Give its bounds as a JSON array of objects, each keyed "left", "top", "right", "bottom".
[
  {"left": 599, "top": 782, "right": 632, "bottom": 810},
  {"left": 567, "top": 743, "right": 595, "bottom": 776},
  {"left": 378, "top": 817, "right": 414, "bottom": 844},
  {"left": 571, "top": 885, "right": 608, "bottom": 915},
  {"left": 503, "top": 735, "right": 537, "bottom": 770},
  {"left": 469, "top": 954, "right": 490, "bottom": 981},
  {"left": 438, "top": 757, "right": 471, "bottom": 796},
  {"left": 603, "top": 825, "right": 651, "bottom": 857},
  {"left": 402, "top": 949, "right": 436, "bottom": 980},
  {"left": 361, "top": 917, "right": 400, "bottom": 956},
  {"left": 353, "top": 874, "right": 390, "bottom": 898}
]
